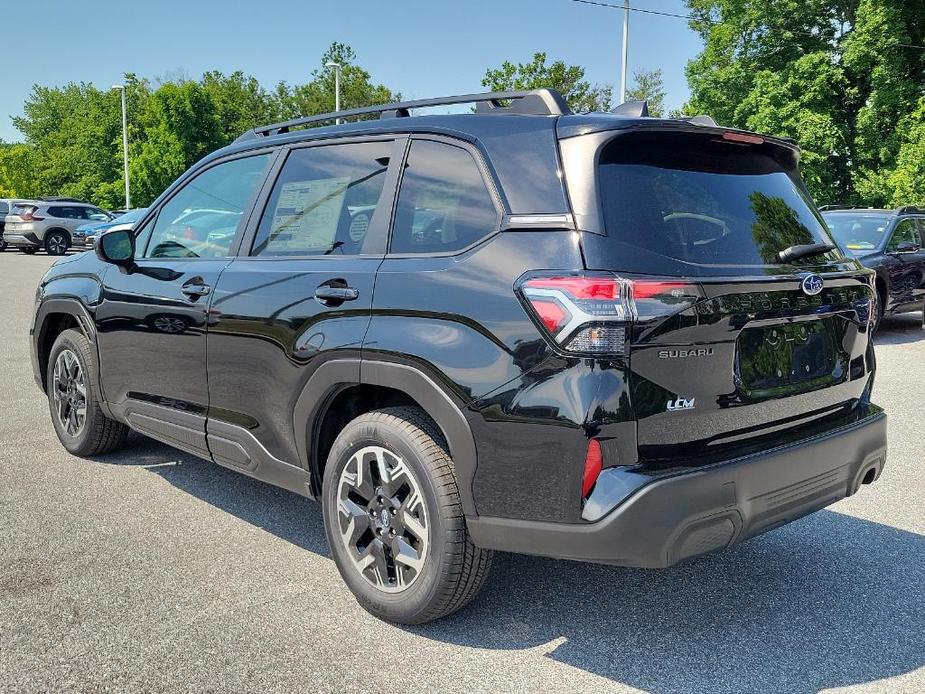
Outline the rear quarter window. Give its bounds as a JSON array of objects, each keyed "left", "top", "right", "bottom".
[{"left": 596, "top": 132, "right": 838, "bottom": 276}]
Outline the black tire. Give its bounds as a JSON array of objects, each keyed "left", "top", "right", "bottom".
[
  {"left": 20, "top": 246, "right": 38, "bottom": 254},
  {"left": 872, "top": 287, "right": 886, "bottom": 333},
  {"left": 45, "top": 230, "right": 69, "bottom": 256},
  {"left": 322, "top": 406, "right": 493, "bottom": 624},
  {"left": 0, "top": 239, "right": 7, "bottom": 252},
  {"left": 47, "top": 328, "right": 129, "bottom": 456}
]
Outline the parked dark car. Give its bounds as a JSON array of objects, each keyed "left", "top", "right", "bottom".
[
  {"left": 822, "top": 206, "right": 925, "bottom": 328},
  {"left": 30, "top": 90, "right": 887, "bottom": 624}
]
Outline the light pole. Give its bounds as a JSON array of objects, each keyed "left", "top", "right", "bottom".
[
  {"left": 620, "top": 0, "right": 630, "bottom": 103},
  {"left": 111, "top": 84, "right": 131, "bottom": 209},
  {"left": 325, "top": 61, "right": 342, "bottom": 124}
]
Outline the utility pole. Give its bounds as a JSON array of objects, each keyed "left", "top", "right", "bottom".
[
  {"left": 325, "top": 62, "right": 342, "bottom": 124},
  {"left": 111, "top": 84, "right": 131, "bottom": 209},
  {"left": 620, "top": 0, "right": 630, "bottom": 103}
]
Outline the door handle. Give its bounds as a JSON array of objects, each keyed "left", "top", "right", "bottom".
[
  {"left": 314, "top": 284, "right": 359, "bottom": 303},
  {"left": 181, "top": 279, "right": 211, "bottom": 299}
]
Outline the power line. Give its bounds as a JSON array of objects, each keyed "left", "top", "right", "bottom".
[
  {"left": 569, "top": 0, "right": 925, "bottom": 50},
  {"left": 570, "top": 0, "right": 691, "bottom": 20}
]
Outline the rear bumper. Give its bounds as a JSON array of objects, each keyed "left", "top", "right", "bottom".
[
  {"left": 5, "top": 232, "right": 40, "bottom": 248},
  {"left": 467, "top": 409, "right": 887, "bottom": 567}
]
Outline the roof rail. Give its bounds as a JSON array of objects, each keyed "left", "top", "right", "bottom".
[
  {"left": 818, "top": 205, "right": 857, "bottom": 211},
  {"left": 238, "top": 89, "right": 571, "bottom": 141},
  {"left": 38, "top": 196, "right": 85, "bottom": 203},
  {"left": 896, "top": 205, "right": 925, "bottom": 215}
]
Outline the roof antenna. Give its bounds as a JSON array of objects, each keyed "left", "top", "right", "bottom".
[{"left": 610, "top": 100, "right": 649, "bottom": 117}]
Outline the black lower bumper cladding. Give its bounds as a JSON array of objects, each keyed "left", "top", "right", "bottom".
[{"left": 468, "top": 410, "right": 887, "bottom": 567}]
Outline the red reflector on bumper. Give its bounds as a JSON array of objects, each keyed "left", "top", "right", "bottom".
[{"left": 582, "top": 439, "right": 603, "bottom": 497}]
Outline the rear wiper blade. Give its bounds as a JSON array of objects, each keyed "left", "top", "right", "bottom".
[{"left": 776, "top": 242, "right": 836, "bottom": 264}]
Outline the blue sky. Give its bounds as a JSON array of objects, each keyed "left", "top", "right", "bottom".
[{"left": 1, "top": 0, "right": 703, "bottom": 142}]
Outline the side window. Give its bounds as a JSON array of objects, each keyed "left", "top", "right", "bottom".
[
  {"left": 251, "top": 141, "right": 392, "bottom": 257},
  {"left": 86, "top": 207, "right": 110, "bottom": 221},
  {"left": 916, "top": 219, "right": 925, "bottom": 245},
  {"left": 0, "top": 202, "right": 8, "bottom": 215},
  {"left": 390, "top": 139, "right": 499, "bottom": 255},
  {"left": 143, "top": 153, "right": 271, "bottom": 259},
  {"left": 47, "top": 206, "right": 65, "bottom": 219},
  {"left": 888, "top": 219, "right": 919, "bottom": 251}
]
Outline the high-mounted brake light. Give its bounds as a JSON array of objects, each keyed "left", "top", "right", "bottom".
[
  {"left": 722, "top": 132, "right": 764, "bottom": 145},
  {"left": 519, "top": 274, "right": 702, "bottom": 355}
]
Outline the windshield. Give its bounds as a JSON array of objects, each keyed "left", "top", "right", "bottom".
[
  {"left": 596, "top": 132, "right": 838, "bottom": 276},
  {"left": 112, "top": 208, "right": 147, "bottom": 225},
  {"left": 821, "top": 213, "right": 891, "bottom": 254}
]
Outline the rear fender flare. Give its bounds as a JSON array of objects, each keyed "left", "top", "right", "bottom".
[{"left": 292, "top": 359, "right": 479, "bottom": 517}]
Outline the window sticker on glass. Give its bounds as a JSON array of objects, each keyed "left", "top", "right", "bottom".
[{"left": 267, "top": 177, "right": 350, "bottom": 252}]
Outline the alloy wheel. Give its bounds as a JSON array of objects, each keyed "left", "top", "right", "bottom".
[
  {"left": 152, "top": 316, "right": 187, "bottom": 334},
  {"left": 52, "top": 349, "right": 87, "bottom": 437},
  {"left": 47, "top": 234, "right": 67, "bottom": 255},
  {"left": 336, "top": 445, "right": 429, "bottom": 593}
]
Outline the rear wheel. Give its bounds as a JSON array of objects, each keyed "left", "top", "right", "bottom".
[
  {"left": 47, "top": 329, "right": 129, "bottom": 456},
  {"left": 0, "top": 238, "right": 7, "bottom": 252},
  {"left": 322, "top": 407, "right": 492, "bottom": 624},
  {"left": 45, "top": 231, "right": 69, "bottom": 256}
]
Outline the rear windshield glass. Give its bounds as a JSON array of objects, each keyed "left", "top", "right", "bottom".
[
  {"left": 822, "top": 213, "right": 891, "bottom": 253},
  {"left": 597, "top": 133, "right": 838, "bottom": 276},
  {"left": 11, "top": 204, "right": 35, "bottom": 215}
]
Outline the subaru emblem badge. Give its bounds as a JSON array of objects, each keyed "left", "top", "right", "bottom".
[{"left": 801, "top": 274, "right": 824, "bottom": 296}]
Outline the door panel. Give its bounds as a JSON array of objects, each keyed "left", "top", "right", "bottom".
[
  {"left": 96, "top": 151, "right": 274, "bottom": 421},
  {"left": 205, "top": 138, "right": 403, "bottom": 466},
  {"left": 206, "top": 258, "right": 380, "bottom": 463},
  {"left": 96, "top": 259, "right": 228, "bottom": 412}
]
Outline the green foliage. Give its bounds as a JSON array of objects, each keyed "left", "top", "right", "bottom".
[
  {"left": 885, "top": 98, "right": 925, "bottom": 206},
  {"left": 482, "top": 52, "right": 613, "bottom": 112},
  {"left": 5, "top": 43, "right": 395, "bottom": 208},
  {"left": 0, "top": 142, "right": 37, "bottom": 198},
  {"left": 684, "top": 0, "right": 925, "bottom": 206},
  {"left": 625, "top": 69, "right": 667, "bottom": 117}
]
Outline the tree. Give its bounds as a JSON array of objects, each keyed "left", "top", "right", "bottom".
[
  {"left": 683, "top": 0, "right": 925, "bottom": 206},
  {"left": 282, "top": 42, "right": 400, "bottom": 121},
  {"left": 625, "top": 69, "right": 667, "bottom": 117},
  {"left": 482, "top": 52, "right": 612, "bottom": 112},
  {"left": 0, "top": 143, "right": 37, "bottom": 198},
  {"left": 885, "top": 97, "right": 925, "bottom": 206},
  {"left": 5, "top": 43, "right": 399, "bottom": 207}
]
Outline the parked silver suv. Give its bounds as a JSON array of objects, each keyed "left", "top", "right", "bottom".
[
  {"left": 0, "top": 198, "right": 36, "bottom": 252},
  {"left": 4, "top": 199, "right": 112, "bottom": 255}
]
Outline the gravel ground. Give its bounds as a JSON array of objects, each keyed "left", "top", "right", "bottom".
[{"left": 1, "top": 251, "right": 923, "bottom": 694}]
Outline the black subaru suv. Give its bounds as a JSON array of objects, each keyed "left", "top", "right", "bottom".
[{"left": 31, "top": 90, "right": 887, "bottom": 624}]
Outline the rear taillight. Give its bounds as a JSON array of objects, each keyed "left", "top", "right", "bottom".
[
  {"left": 519, "top": 273, "right": 702, "bottom": 355},
  {"left": 20, "top": 208, "right": 43, "bottom": 222}
]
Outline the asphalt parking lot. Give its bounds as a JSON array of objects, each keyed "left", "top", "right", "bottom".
[{"left": 1, "top": 251, "right": 923, "bottom": 694}]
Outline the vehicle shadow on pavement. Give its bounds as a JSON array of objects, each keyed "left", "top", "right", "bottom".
[
  {"left": 414, "top": 511, "right": 925, "bottom": 694},
  {"left": 875, "top": 313, "right": 925, "bottom": 345},
  {"left": 93, "top": 434, "right": 331, "bottom": 557},
  {"left": 93, "top": 440, "right": 924, "bottom": 693}
]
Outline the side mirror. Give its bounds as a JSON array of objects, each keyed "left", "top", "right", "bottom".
[
  {"left": 95, "top": 225, "right": 135, "bottom": 267},
  {"left": 892, "top": 241, "right": 920, "bottom": 254}
]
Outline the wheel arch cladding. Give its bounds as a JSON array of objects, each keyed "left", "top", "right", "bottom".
[
  {"left": 293, "top": 359, "right": 479, "bottom": 516},
  {"left": 34, "top": 299, "right": 96, "bottom": 393}
]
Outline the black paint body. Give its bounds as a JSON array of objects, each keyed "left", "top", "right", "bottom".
[{"left": 30, "top": 108, "right": 888, "bottom": 566}]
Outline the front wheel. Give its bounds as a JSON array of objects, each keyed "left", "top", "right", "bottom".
[
  {"left": 322, "top": 407, "right": 493, "bottom": 624},
  {"left": 47, "top": 329, "right": 129, "bottom": 456}
]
